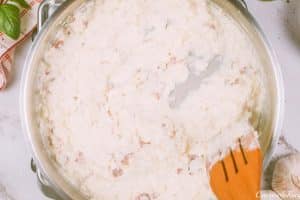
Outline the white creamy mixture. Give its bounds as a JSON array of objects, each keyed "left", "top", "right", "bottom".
[{"left": 35, "top": 0, "right": 264, "bottom": 199}]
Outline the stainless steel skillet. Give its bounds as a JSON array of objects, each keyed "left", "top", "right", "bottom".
[{"left": 20, "top": 0, "right": 284, "bottom": 199}]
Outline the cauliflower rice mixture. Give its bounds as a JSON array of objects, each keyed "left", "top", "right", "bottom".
[{"left": 34, "top": 0, "right": 265, "bottom": 199}]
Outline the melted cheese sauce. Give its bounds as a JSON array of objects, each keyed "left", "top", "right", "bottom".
[{"left": 35, "top": 0, "right": 265, "bottom": 199}]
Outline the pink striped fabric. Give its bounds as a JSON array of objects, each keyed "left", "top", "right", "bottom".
[{"left": 0, "top": 0, "right": 42, "bottom": 90}]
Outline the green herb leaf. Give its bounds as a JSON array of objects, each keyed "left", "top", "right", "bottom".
[
  {"left": 0, "top": 4, "right": 20, "bottom": 40},
  {"left": 8, "top": 0, "right": 30, "bottom": 9}
]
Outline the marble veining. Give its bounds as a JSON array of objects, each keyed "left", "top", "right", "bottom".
[{"left": 0, "top": 182, "right": 16, "bottom": 200}]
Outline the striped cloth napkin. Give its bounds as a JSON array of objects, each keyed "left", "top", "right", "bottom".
[{"left": 0, "top": 0, "right": 41, "bottom": 91}]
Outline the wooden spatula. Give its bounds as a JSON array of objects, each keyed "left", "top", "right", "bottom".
[{"left": 209, "top": 133, "right": 263, "bottom": 200}]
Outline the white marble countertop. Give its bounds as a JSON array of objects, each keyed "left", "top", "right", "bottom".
[{"left": 0, "top": 0, "right": 299, "bottom": 199}]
